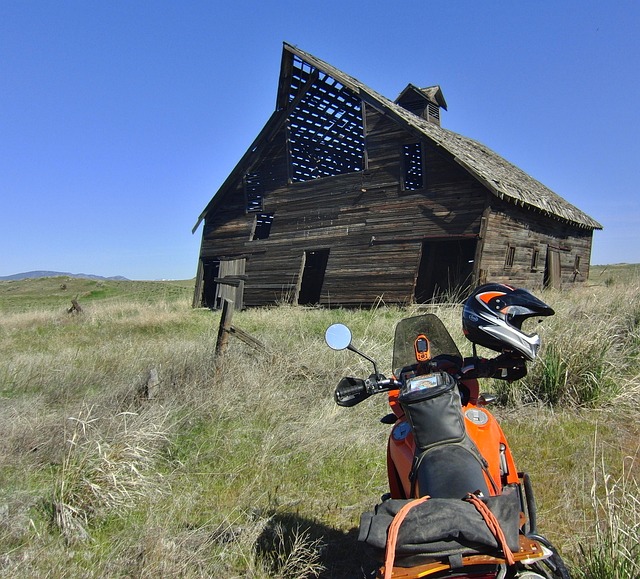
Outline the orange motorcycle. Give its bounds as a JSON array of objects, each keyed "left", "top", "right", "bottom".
[{"left": 325, "top": 283, "right": 570, "bottom": 579}]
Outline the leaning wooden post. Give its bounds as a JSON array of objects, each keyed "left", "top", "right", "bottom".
[
  {"left": 67, "top": 299, "right": 83, "bottom": 314},
  {"left": 214, "top": 298, "right": 265, "bottom": 369},
  {"left": 215, "top": 298, "right": 234, "bottom": 359}
]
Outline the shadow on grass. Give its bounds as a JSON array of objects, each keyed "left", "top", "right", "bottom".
[{"left": 256, "top": 511, "right": 380, "bottom": 579}]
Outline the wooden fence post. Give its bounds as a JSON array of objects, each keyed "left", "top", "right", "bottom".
[
  {"left": 215, "top": 298, "right": 234, "bottom": 358},
  {"left": 214, "top": 298, "right": 265, "bottom": 364},
  {"left": 67, "top": 299, "right": 83, "bottom": 314}
]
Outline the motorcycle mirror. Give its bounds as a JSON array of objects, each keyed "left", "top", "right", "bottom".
[{"left": 325, "top": 323, "right": 352, "bottom": 351}]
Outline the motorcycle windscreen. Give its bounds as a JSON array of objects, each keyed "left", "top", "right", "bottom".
[{"left": 392, "top": 314, "right": 461, "bottom": 374}]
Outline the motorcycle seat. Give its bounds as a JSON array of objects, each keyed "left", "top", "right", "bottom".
[{"left": 415, "top": 443, "right": 490, "bottom": 499}]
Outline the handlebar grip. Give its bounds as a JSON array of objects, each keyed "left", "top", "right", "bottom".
[
  {"left": 336, "top": 377, "right": 367, "bottom": 398},
  {"left": 335, "top": 376, "right": 371, "bottom": 407},
  {"left": 462, "top": 354, "right": 528, "bottom": 381}
]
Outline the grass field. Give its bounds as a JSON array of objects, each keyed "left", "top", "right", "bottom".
[
  {"left": 0, "top": 268, "right": 638, "bottom": 577},
  {"left": 589, "top": 263, "right": 640, "bottom": 287}
]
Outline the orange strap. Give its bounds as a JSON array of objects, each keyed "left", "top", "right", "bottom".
[
  {"left": 465, "top": 493, "right": 516, "bottom": 566},
  {"left": 383, "top": 496, "right": 430, "bottom": 579}
]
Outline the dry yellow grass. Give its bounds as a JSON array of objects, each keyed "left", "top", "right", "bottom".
[{"left": 0, "top": 275, "right": 638, "bottom": 576}]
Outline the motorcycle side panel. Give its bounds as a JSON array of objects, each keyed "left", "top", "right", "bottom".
[
  {"left": 388, "top": 420, "right": 415, "bottom": 498},
  {"left": 463, "top": 403, "right": 520, "bottom": 490}
]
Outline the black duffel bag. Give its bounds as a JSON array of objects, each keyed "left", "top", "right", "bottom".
[{"left": 358, "top": 485, "right": 521, "bottom": 564}]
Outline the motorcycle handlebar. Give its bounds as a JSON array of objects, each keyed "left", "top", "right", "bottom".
[
  {"left": 334, "top": 376, "right": 370, "bottom": 407},
  {"left": 336, "top": 377, "right": 368, "bottom": 398},
  {"left": 461, "top": 352, "right": 528, "bottom": 382},
  {"left": 335, "top": 353, "right": 527, "bottom": 406},
  {"left": 360, "top": 376, "right": 402, "bottom": 394},
  {"left": 334, "top": 375, "right": 401, "bottom": 407}
]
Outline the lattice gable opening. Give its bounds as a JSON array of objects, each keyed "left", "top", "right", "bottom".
[
  {"left": 402, "top": 142, "right": 424, "bottom": 190},
  {"left": 243, "top": 137, "right": 287, "bottom": 213},
  {"left": 244, "top": 172, "right": 263, "bottom": 212},
  {"left": 287, "top": 55, "right": 365, "bottom": 182}
]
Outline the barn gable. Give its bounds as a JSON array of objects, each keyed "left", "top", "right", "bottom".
[{"left": 193, "top": 43, "right": 601, "bottom": 309}]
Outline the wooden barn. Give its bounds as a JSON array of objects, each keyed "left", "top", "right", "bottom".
[{"left": 192, "top": 43, "right": 602, "bottom": 309}]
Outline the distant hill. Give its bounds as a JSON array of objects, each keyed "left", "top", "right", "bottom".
[{"left": 0, "top": 271, "right": 129, "bottom": 282}]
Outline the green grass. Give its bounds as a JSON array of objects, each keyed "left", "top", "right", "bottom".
[
  {"left": 1, "top": 268, "right": 639, "bottom": 577},
  {"left": 0, "top": 276, "right": 195, "bottom": 313}
]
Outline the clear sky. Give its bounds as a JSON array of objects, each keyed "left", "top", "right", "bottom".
[{"left": 1, "top": 1, "right": 638, "bottom": 280}]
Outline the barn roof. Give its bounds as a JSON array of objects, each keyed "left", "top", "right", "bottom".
[
  {"left": 195, "top": 43, "right": 602, "bottom": 231},
  {"left": 383, "top": 99, "right": 603, "bottom": 230}
]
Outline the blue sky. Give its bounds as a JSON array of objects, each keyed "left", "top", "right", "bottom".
[{"left": 1, "top": 1, "right": 638, "bottom": 280}]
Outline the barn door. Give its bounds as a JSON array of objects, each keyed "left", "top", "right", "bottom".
[
  {"left": 203, "top": 258, "right": 246, "bottom": 310},
  {"left": 414, "top": 239, "right": 476, "bottom": 303},
  {"left": 298, "top": 249, "right": 330, "bottom": 305},
  {"left": 217, "top": 258, "right": 246, "bottom": 309},
  {"left": 202, "top": 260, "right": 220, "bottom": 308},
  {"left": 544, "top": 249, "right": 561, "bottom": 289}
]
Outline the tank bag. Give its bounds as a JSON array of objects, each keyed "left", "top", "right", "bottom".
[{"left": 398, "top": 371, "right": 496, "bottom": 497}]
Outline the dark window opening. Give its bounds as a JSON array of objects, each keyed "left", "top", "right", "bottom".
[
  {"left": 505, "top": 246, "right": 516, "bottom": 269},
  {"left": 202, "top": 260, "right": 220, "bottom": 308},
  {"left": 402, "top": 142, "right": 424, "bottom": 190},
  {"left": 287, "top": 56, "right": 365, "bottom": 182},
  {"left": 298, "top": 249, "right": 330, "bottom": 305},
  {"left": 531, "top": 249, "right": 539, "bottom": 271},
  {"left": 245, "top": 173, "right": 263, "bottom": 212},
  {"left": 414, "top": 239, "right": 476, "bottom": 303},
  {"left": 252, "top": 212, "right": 274, "bottom": 240}
]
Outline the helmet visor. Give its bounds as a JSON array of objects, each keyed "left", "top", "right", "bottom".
[{"left": 506, "top": 306, "right": 540, "bottom": 334}]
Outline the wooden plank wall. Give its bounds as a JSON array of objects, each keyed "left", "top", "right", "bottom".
[
  {"left": 479, "top": 198, "right": 594, "bottom": 289},
  {"left": 197, "top": 104, "right": 594, "bottom": 307},
  {"left": 198, "top": 106, "right": 493, "bottom": 307}
]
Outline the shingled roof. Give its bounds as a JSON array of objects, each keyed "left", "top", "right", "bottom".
[
  {"left": 388, "top": 104, "right": 602, "bottom": 230},
  {"left": 195, "top": 43, "right": 602, "bottom": 231}
]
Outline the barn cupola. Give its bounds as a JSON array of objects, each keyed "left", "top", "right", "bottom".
[{"left": 395, "top": 84, "right": 447, "bottom": 126}]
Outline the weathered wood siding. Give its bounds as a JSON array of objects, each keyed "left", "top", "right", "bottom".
[
  {"left": 193, "top": 44, "right": 600, "bottom": 308},
  {"left": 478, "top": 198, "right": 594, "bottom": 289},
  {"left": 197, "top": 104, "right": 595, "bottom": 307},
  {"left": 198, "top": 105, "right": 495, "bottom": 307}
]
